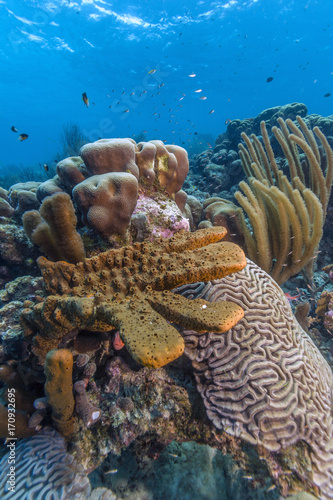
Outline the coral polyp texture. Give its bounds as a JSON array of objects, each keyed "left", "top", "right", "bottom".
[
  {"left": 21, "top": 227, "right": 247, "bottom": 368},
  {"left": 177, "top": 260, "right": 333, "bottom": 499}
]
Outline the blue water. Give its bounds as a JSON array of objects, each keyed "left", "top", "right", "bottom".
[{"left": 1, "top": 0, "right": 333, "bottom": 168}]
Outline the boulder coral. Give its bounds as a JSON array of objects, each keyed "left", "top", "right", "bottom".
[
  {"left": 73, "top": 172, "right": 138, "bottom": 241},
  {"left": 34, "top": 138, "right": 189, "bottom": 243},
  {"left": 80, "top": 138, "right": 140, "bottom": 178},
  {"left": 20, "top": 227, "right": 247, "bottom": 368},
  {"left": 56, "top": 156, "right": 88, "bottom": 191}
]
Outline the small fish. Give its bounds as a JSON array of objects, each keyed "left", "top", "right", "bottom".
[
  {"left": 82, "top": 92, "right": 89, "bottom": 107},
  {"left": 11, "top": 126, "right": 18, "bottom": 133},
  {"left": 195, "top": 89, "right": 202, "bottom": 93},
  {"left": 148, "top": 69, "right": 157, "bottom": 74},
  {"left": 266, "top": 485, "right": 276, "bottom": 492},
  {"left": 113, "top": 331, "right": 125, "bottom": 350},
  {"left": 285, "top": 292, "right": 301, "bottom": 301},
  {"left": 266, "top": 77, "right": 274, "bottom": 82},
  {"left": 199, "top": 96, "right": 207, "bottom": 100},
  {"left": 124, "top": 109, "right": 129, "bottom": 113},
  {"left": 324, "top": 92, "right": 331, "bottom": 97},
  {"left": 142, "top": 130, "right": 148, "bottom": 133},
  {"left": 158, "top": 83, "right": 164, "bottom": 88},
  {"left": 188, "top": 73, "right": 196, "bottom": 77},
  {"left": 43, "top": 164, "right": 49, "bottom": 172},
  {"left": 18, "top": 133, "right": 28, "bottom": 141},
  {"left": 104, "top": 469, "right": 118, "bottom": 475},
  {"left": 225, "top": 119, "right": 232, "bottom": 125},
  {"left": 208, "top": 109, "right": 215, "bottom": 114}
]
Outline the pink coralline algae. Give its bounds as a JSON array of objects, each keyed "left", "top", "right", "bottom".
[{"left": 131, "top": 193, "right": 189, "bottom": 241}]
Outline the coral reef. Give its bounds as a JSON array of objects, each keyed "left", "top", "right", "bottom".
[
  {"left": 177, "top": 260, "right": 333, "bottom": 499},
  {"left": 89, "top": 440, "right": 278, "bottom": 500},
  {"left": 33, "top": 138, "right": 189, "bottom": 245},
  {"left": 316, "top": 290, "right": 333, "bottom": 334},
  {"left": 21, "top": 227, "right": 246, "bottom": 367},
  {"left": 74, "top": 380, "right": 101, "bottom": 428}
]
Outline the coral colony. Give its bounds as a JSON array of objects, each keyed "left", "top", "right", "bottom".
[{"left": 1, "top": 104, "right": 333, "bottom": 499}]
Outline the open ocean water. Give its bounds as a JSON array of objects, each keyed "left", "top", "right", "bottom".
[{"left": 0, "top": 0, "right": 332, "bottom": 167}]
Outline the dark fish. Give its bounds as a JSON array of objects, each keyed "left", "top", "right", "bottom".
[
  {"left": 11, "top": 126, "right": 18, "bottom": 133},
  {"left": 324, "top": 93, "right": 331, "bottom": 97},
  {"left": 43, "top": 164, "right": 49, "bottom": 172},
  {"left": 208, "top": 109, "right": 215, "bottom": 114},
  {"left": 82, "top": 92, "right": 89, "bottom": 107},
  {"left": 266, "top": 77, "right": 274, "bottom": 82},
  {"left": 18, "top": 134, "right": 28, "bottom": 141}
]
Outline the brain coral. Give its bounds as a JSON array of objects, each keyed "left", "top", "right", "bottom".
[
  {"left": 177, "top": 260, "right": 333, "bottom": 499},
  {"left": 0, "top": 429, "right": 91, "bottom": 499}
]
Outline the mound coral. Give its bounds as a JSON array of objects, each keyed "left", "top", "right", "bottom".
[
  {"left": 178, "top": 260, "right": 333, "bottom": 499},
  {"left": 21, "top": 227, "right": 246, "bottom": 368},
  {"left": 73, "top": 172, "right": 138, "bottom": 240},
  {"left": 35, "top": 138, "right": 189, "bottom": 243}
]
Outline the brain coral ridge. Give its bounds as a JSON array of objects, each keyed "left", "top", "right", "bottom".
[
  {"left": 0, "top": 429, "right": 91, "bottom": 499},
  {"left": 21, "top": 227, "right": 247, "bottom": 368},
  {"left": 177, "top": 260, "right": 333, "bottom": 499}
]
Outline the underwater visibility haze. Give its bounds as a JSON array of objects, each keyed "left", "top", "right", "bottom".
[
  {"left": 2, "top": 1, "right": 333, "bottom": 500},
  {"left": 1, "top": 0, "right": 333, "bottom": 166}
]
